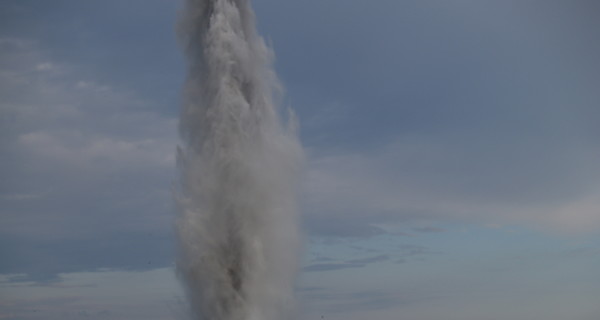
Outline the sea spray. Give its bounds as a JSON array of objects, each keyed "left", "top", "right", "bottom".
[{"left": 175, "top": 0, "right": 303, "bottom": 319}]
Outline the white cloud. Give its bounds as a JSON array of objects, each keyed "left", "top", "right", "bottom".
[
  {"left": 18, "top": 131, "right": 175, "bottom": 170},
  {"left": 304, "top": 135, "right": 600, "bottom": 235},
  {"left": 0, "top": 193, "right": 42, "bottom": 201},
  {"left": 35, "top": 62, "right": 57, "bottom": 72},
  {"left": 522, "top": 190, "right": 600, "bottom": 233},
  {"left": 1, "top": 37, "right": 177, "bottom": 172},
  {"left": 0, "top": 38, "right": 178, "bottom": 270},
  {"left": 0, "top": 268, "right": 181, "bottom": 320}
]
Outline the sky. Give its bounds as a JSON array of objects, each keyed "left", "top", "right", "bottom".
[{"left": 1, "top": 0, "right": 600, "bottom": 319}]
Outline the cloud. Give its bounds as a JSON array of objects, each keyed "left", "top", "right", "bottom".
[
  {"left": 396, "top": 244, "right": 439, "bottom": 258},
  {"left": 303, "top": 133, "right": 600, "bottom": 236},
  {"left": 413, "top": 226, "right": 445, "bottom": 233},
  {"left": 302, "top": 263, "right": 364, "bottom": 273},
  {"left": 346, "top": 254, "right": 389, "bottom": 264},
  {"left": 3, "top": 0, "right": 600, "bottom": 293},
  {"left": 17, "top": 131, "right": 175, "bottom": 170},
  {"left": 303, "top": 255, "right": 390, "bottom": 273},
  {"left": 0, "top": 38, "right": 177, "bottom": 281},
  {"left": 0, "top": 268, "right": 180, "bottom": 320},
  {"left": 300, "top": 288, "right": 435, "bottom": 316},
  {"left": 0, "top": 193, "right": 42, "bottom": 201},
  {"left": 310, "top": 256, "right": 335, "bottom": 263},
  {"left": 251, "top": 0, "right": 600, "bottom": 237}
]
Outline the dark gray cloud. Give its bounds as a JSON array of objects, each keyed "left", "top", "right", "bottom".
[
  {"left": 346, "top": 254, "right": 389, "bottom": 264},
  {"left": 396, "top": 244, "right": 440, "bottom": 258},
  {"left": 302, "top": 263, "right": 364, "bottom": 273},
  {"left": 303, "top": 215, "right": 386, "bottom": 238},
  {"left": 303, "top": 255, "right": 390, "bottom": 272},
  {"left": 348, "top": 245, "right": 381, "bottom": 254},
  {"left": 295, "top": 286, "right": 326, "bottom": 293},
  {"left": 310, "top": 256, "right": 335, "bottom": 263},
  {"left": 413, "top": 227, "right": 445, "bottom": 233}
]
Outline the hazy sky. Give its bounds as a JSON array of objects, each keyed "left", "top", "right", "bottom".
[{"left": 1, "top": 1, "right": 600, "bottom": 319}]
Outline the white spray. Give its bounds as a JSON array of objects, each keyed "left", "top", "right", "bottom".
[{"left": 175, "top": 1, "right": 303, "bottom": 319}]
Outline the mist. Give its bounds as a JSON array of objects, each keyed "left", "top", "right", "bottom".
[{"left": 175, "top": 0, "right": 303, "bottom": 319}]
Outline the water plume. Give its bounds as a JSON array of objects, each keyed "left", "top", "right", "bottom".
[{"left": 175, "top": 1, "right": 303, "bottom": 319}]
